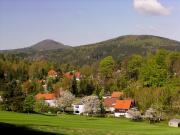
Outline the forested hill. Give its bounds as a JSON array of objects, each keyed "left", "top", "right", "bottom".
[{"left": 1, "top": 35, "right": 180, "bottom": 65}]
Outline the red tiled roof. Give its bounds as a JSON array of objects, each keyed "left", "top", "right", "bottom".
[
  {"left": 115, "top": 100, "right": 132, "bottom": 109},
  {"left": 35, "top": 93, "right": 56, "bottom": 100},
  {"left": 64, "top": 72, "right": 81, "bottom": 79},
  {"left": 48, "top": 70, "right": 57, "bottom": 76},
  {"left": 104, "top": 97, "right": 118, "bottom": 107},
  {"left": 75, "top": 72, "right": 81, "bottom": 78},
  {"left": 111, "top": 91, "right": 123, "bottom": 98}
]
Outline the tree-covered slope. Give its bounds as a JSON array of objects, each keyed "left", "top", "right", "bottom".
[{"left": 1, "top": 35, "right": 180, "bottom": 65}]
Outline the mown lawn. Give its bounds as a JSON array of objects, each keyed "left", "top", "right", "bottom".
[{"left": 0, "top": 111, "right": 179, "bottom": 135}]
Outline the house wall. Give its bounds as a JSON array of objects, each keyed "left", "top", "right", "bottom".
[
  {"left": 169, "top": 122, "right": 180, "bottom": 127},
  {"left": 105, "top": 107, "right": 115, "bottom": 113},
  {"left": 45, "top": 99, "right": 57, "bottom": 107},
  {"left": 125, "top": 112, "right": 133, "bottom": 119},
  {"left": 114, "top": 112, "right": 126, "bottom": 117},
  {"left": 73, "top": 105, "right": 85, "bottom": 115},
  {"left": 114, "top": 109, "right": 128, "bottom": 117}
]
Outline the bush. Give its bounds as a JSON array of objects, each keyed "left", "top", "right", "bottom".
[
  {"left": 47, "top": 107, "right": 59, "bottom": 114},
  {"left": 34, "top": 99, "right": 49, "bottom": 113},
  {"left": 23, "top": 94, "right": 35, "bottom": 113}
]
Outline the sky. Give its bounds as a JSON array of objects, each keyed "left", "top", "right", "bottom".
[{"left": 0, "top": 0, "right": 180, "bottom": 50}]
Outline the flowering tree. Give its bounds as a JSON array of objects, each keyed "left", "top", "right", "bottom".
[
  {"left": 57, "top": 90, "right": 75, "bottom": 112},
  {"left": 126, "top": 108, "right": 141, "bottom": 121},
  {"left": 81, "top": 96, "right": 100, "bottom": 115},
  {"left": 145, "top": 107, "right": 160, "bottom": 123}
]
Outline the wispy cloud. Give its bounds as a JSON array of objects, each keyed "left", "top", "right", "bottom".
[
  {"left": 133, "top": 0, "right": 171, "bottom": 16},
  {"left": 135, "top": 25, "right": 161, "bottom": 34}
]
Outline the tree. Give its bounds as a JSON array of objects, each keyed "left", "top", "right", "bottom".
[
  {"left": 2, "top": 80, "right": 25, "bottom": 112},
  {"left": 79, "top": 77, "right": 95, "bottom": 96},
  {"left": 81, "top": 96, "right": 100, "bottom": 115},
  {"left": 145, "top": 107, "right": 160, "bottom": 123},
  {"left": 23, "top": 94, "right": 35, "bottom": 113},
  {"left": 57, "top": 90, "right": 75, "bottom": 112},
  {"left": 127, "top": 55, "right": 143, "bottom": 80},
  {"left": 34, "top": 98, "right": 48, "bottom": 113},
  {"left": 47, "top": 79, "right": 53, "bottom": 92},
  {"left": 117, "top": 75, "right": 128, "bottom": 90},
  {"left": 99, "top": 56, "right": 115, "bottom": 78},
  {"left": 166, "top": 52, "right": 180, "bottom": 76},
  {"left": 140, "top": 56, "right": 168, "bottom": 87},
  {"left": 126, "top": 108, "right": 141, "bottom": 121},
  {"left": 71, "top": 76, "right": 78, "bottom": 96},
  {"left": 98, "top": 88, "right": 105, "bottom": 114}
]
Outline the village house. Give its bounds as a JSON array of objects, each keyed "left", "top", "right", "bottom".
[
  {"left": 48, "top": 69, "right": 58, "bottom": 78},
  {"left": 103, "top": 97, "right": 117, "bottom": 113},
  {"left": 169, "top": 119, "right": 180, "bottom": 127},
  {"left": 35, "top": 93, "right": 57, "bottom": 107},
  {"left": 114, "top": 99, "right": 134, "bottom": 117},
  {"left": 72, "top": 102, "right": 85, "bottom": 115},
  {"left": 64, "top": 71, "right": 81, "bottom": 81},
  {"left": 111, "top": 91, "right": 123, "bottom": 98},
  {"left": 103, "top": 91, "right": 124, "bottom": 113}
]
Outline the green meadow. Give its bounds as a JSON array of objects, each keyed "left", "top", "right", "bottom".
[{"left": 0, "top": 111, "right": 179, "bottom": 135}]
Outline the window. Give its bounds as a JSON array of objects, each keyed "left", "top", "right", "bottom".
[{"left": 75, "top": 105, "right": 79, "bottom": 108}]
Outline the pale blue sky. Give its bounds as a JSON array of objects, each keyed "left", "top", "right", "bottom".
[{"left": 0, "top": 0, "right": 180, "bottom": 50}]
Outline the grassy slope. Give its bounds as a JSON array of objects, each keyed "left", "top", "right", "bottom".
[{"left": 0, "top": 111, "right": 179, "bottom": 135}]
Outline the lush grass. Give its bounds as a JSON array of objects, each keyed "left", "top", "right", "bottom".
[{"left": 0, "top": 111, "right": 179, "bottom": 135}]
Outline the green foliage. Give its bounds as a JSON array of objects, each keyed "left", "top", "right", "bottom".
[
  {"left": 117, "top": 75, "right": 128, "bottom": 90},
  {"left": 71, "top": 76, "right": 78, "bottom": 95},
  {"left": 1, "top": 80, "right": 25, "bottom": 112},
  {"left": 0, "top": 48, "right": 180, "bottom": 114},
  {"left": 99, "top": 56, "right": 115, "bottom": 78},
  {"left": 140, "top": 52, "right": 168, "bottom": 87},
  {"left": 127, "top": 55, "right": 143, "bottom": 80},
  {"left": 34, "top": 99, "right": 49, "bottom": 113},
  {"left": 23, "top": 94, "right": 35, "bottom": 113}
]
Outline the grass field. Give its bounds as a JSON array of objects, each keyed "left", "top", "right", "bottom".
[{"left": 0, "top": 111, "right": 179, "bottom": 135}]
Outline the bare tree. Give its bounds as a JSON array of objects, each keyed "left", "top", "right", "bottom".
[
  {"left": 57, "top": 90, "right": 75, "bottom": 112},
  {"left": 81, "top": 96, "right": 100, "bottom": 115}
]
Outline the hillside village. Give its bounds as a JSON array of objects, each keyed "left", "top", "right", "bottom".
[
  {"left": 0, "top": 49, "right": 180, "bottom": 128},
  {"left": 1, "top": 0, "right": 180, "bottom": 134}
]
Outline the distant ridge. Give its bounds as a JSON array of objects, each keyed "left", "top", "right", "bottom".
[{"left": 1, "top": 35, "right": 180, "bottom": 65}]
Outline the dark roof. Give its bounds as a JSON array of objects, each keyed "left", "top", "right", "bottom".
[
  {"left": 103, "top": 97, "right": 118, "bottom": 107},
  {"left": 169, "top": 119, "right": 180, "bottom": 123}
]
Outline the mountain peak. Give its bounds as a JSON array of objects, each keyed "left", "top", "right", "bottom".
[{"left": 30, "top": 39, "right": 71, "bottom": 51}]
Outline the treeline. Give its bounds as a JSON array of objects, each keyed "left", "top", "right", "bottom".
[
  {"left": 0, "top": 50, "right": 180, "bottom": 115},
  {"left": 7, "top": 35, "right": 180, "bottom": 66}
]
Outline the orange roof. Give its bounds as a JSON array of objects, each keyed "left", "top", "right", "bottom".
[
  {"left": 35, "top": 93, "right": 56, "bottom": 100},
  {"left": 111, "top": 91, "right": 123, "bottom": 98},
  {"left": 48, "top": 69, "right": 57, "bottom": 76},
  {"left": 115, "top": 100, "right": 132, "bottom": 109}
]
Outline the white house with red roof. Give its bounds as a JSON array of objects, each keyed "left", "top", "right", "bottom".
[
  {"left": 114, "top": 99, "right": 134, "bottom": 117},
  {"left": 72, "top": 102, "right": 85, "bottom": 115},
  {"left": 35, "top": 93, "right": 57, "bottom": 107}
]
